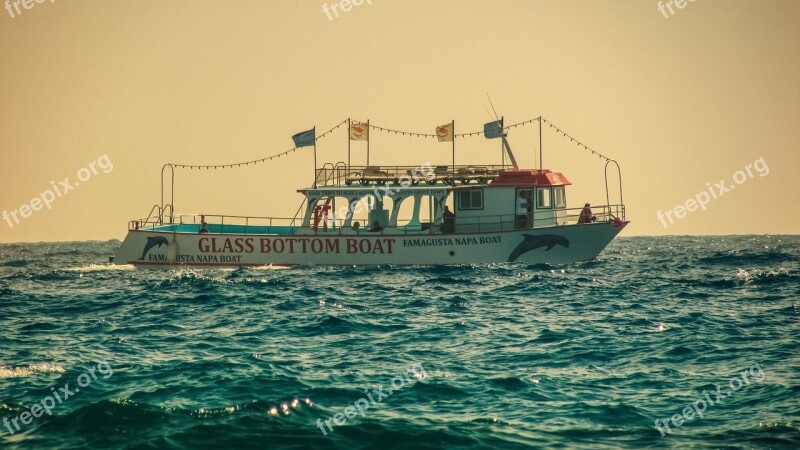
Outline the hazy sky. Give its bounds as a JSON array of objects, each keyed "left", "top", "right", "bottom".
[{"left": 1, "top": 0, "right": 798, "bottom": 243}]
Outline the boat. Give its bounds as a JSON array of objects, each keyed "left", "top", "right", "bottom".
[{"left": 113, "top": 116, "right": 628, "bottom": 267}]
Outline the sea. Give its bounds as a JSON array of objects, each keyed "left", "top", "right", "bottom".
[{"left": 1, "top": 235, "right": 798, "bottom": 449}]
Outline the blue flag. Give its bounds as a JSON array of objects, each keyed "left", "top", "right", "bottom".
[
  {"left": 292, "top": 128, "right": 316, "bottom": 148},
  {"left": 483, "top": 120, "right": 504, "bottom": 139}
]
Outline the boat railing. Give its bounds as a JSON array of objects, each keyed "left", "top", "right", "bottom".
[
  {"left": 315, "top": 162, "right": 346, "bottom": 186},
  {"left": 128, "top": 204, "right": 165, "bottom": 230},
  {"left": 128, "top": 204, "right": 624, "bottom": 234},
  {"left": 130, "top": 213, "right": 302, "bottom": 233},
  {"left": 439, "top": 204, "right": 625, "bottom": 234},
  {"left": 545, "top": 204, "right": 625, "bottom": 226},
  {"left": 290, "top": 198, "right": 307, "bottom": 227},
  {"left": 183, "top": 214, "right": 298, "bottom": 229},
  {"left": 315, "top": 163, "right": 508, "bottom": 187}
]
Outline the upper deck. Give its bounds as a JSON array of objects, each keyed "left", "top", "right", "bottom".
[
  {"left": 314, "top": 163, "right": 506, "bottom": 187},
  {"left": 313, "top": 163, "right": 571, "bottom": 188}
]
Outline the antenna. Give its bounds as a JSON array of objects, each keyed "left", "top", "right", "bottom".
[
  {"left": 486, "top": 93, "right": 500, "bottom": 120},
  {"left": 484, "top": 105, "right": 495, "bottom": 121}
]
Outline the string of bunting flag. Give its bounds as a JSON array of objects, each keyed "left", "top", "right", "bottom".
[
  {"left": 363, "top": 117, "right": 541, "bottom": 138},
  {"left": 170, "top": 119, "right": 348, "bottom": 169},
  {"left": 366, "top": 117, "right": 609, "bottom": 161},
  {"left": 168, "top": 116, "right": 610, "bottom": 169},
  {"left": 541, "top": 118, "right": 611, "bottom": 161}
]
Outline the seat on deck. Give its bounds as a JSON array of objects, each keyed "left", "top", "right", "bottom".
[{"left": 363, "top": 166, "right": 391, "bottom": 177}]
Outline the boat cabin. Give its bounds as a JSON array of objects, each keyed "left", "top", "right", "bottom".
[
  {"left": 452, "top": 169, "right": 571, "bottom": 232},
  {"left": 297, "top": 167, "right": 573, "bottom": 235}
]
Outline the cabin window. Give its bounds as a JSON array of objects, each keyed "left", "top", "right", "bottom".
[
  {"left": 458, "top": 189, "right": 483, "bottom": 210},
  {"left": 537, "top": 187, "right": 552, "bottom": 209},
  {"left": 553, "top": 187, "right": 566, "bottom": 208}
]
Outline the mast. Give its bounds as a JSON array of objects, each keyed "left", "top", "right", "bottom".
[
  {"left": 347, "top": 118, "right": 351, "bottom": 168},
  {"left": 538, "top": 116, "right": 543, "bottom": 170},
  {"left": 313, "top": 127, "right": 317, "bottom": 188},
  {"left": 499, "top": 116, "right": 520, "bottom": 170},
  {"left": 451, "top": 120, "right": 455, "bottom": 170}
]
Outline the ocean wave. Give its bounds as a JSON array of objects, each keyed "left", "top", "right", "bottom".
[
  {"left": 404, "top": 381, "right": 470, "bottom": 399},
  {"left": 296, "top": 315, "right": 407, "bottom": 337},
  {"left": 63, "top": 264, "right": 135, "bottom": 272},
  {"left": 697, "top": 249, "right": 797, "bottom": 266},
  {"left": 487, "top": 376, "right": 529, "bottom": 390},
  {"left": 0, "top": 363, "right": 65, "bottom": 378},
  {"left": 0, "top": 259, "right": 29, "bottom": 268}
]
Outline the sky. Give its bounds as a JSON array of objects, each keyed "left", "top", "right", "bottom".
[{"left": 1, "top": 0, "right": 798, "bottom": 243}]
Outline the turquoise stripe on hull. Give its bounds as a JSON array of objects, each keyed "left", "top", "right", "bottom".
[{"left": 144, "top": 224, "right": 301, "bottom": 235}]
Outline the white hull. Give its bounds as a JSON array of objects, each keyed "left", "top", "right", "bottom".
[{"left": 115, "top": 222, "right": 628, "bottom": 267}]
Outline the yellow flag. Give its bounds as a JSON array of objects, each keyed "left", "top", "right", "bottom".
[
  {"left": 436, "top": 123, "right": 453, "bottom": 142},
  {"left": 349, "top": 122, "right": 369, "bottom": 141}
]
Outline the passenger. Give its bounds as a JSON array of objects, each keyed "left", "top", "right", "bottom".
[
  {"left": 352, "top": 221, "right": 361, "bottom": 232},
  {"left": 368, "top": 221, "right": 383, "bottom": 232},
  {"left": 199, "top": 215, "right": 209, "bottom": 234},
  {"left": 578, "top": 203, "right": 596, "bottom": 224},
  {"left": 442, "top": 205, "right": 455, "bottom": 233},
  {"left": 515, "top": 192, "right": 529, "bottom": 229}
]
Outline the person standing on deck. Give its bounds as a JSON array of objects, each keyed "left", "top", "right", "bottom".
[{"left": 442, "top": 205, "right": 455, "bottom": 233}]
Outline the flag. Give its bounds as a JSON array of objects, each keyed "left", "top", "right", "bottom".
[
  {"left": 483, "top": 119, "right": 504, "bottom": 139},
  {"left": 292, "top": 128, "right": 315, "bottom": 148},
  {"left": 349, "top": 122, "right": 369, "bottom": 141},
  {"left": 436, "top": 123, "right": 453, "bottom": 142}
]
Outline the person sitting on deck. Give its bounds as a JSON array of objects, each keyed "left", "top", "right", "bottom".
[
  {"left": 352, "top": 221, "right": 361, "bottom": 232},
  {"left": 578, "top": 203, "right": 597, "bottom": 224},
  {"left": 442, "top": 205, "right": 455, "bottom": 233},
  {"left": 368, "top": 221, "right": 383, "bottom": 232}
]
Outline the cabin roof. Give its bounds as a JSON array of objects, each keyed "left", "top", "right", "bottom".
[
  {"left": 300, "top": 186, "right": 452, "bottom": 196},
  {"left": 487, "top": 169, "right": 572, "bottom": 187}
]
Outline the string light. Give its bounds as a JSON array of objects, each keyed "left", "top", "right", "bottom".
[
  {"left": 169, "top": 116, "right": 612, "bottom": 169},
  {"left": 170, "top": 119, "right": 348, "bottom": 170},
  {"left": 541, "top": 118, "right": 612, "bottom": 162}
]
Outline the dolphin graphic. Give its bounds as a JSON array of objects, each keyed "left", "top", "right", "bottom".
[
  {"left": 139, "top": 236, "right": 169, "bottom": 260},
  {"left": 507, "top": 234, "right": 569, "bottom": 262}
]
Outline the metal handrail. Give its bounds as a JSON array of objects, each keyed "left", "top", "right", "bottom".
[
  {"left": 291, "top": 198, "right": 307, "bottom": 227},
  {"left": 127, "top": 204, "right": 625, "bottom": 234},
  {"left": 604, "top": 159, "right": 624, "bottom": 218},
  {"left": 129, "top": 204, "right": 164, "bottom": 230},
  {"left": 147, "top": 204, "right": 162, "bottom": 224},
  {"left": 315, "top": 163, "right": 509, "bottom": 187},
  {"left": 161, "top": 164, "right": 175, "bottom": 224}
]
